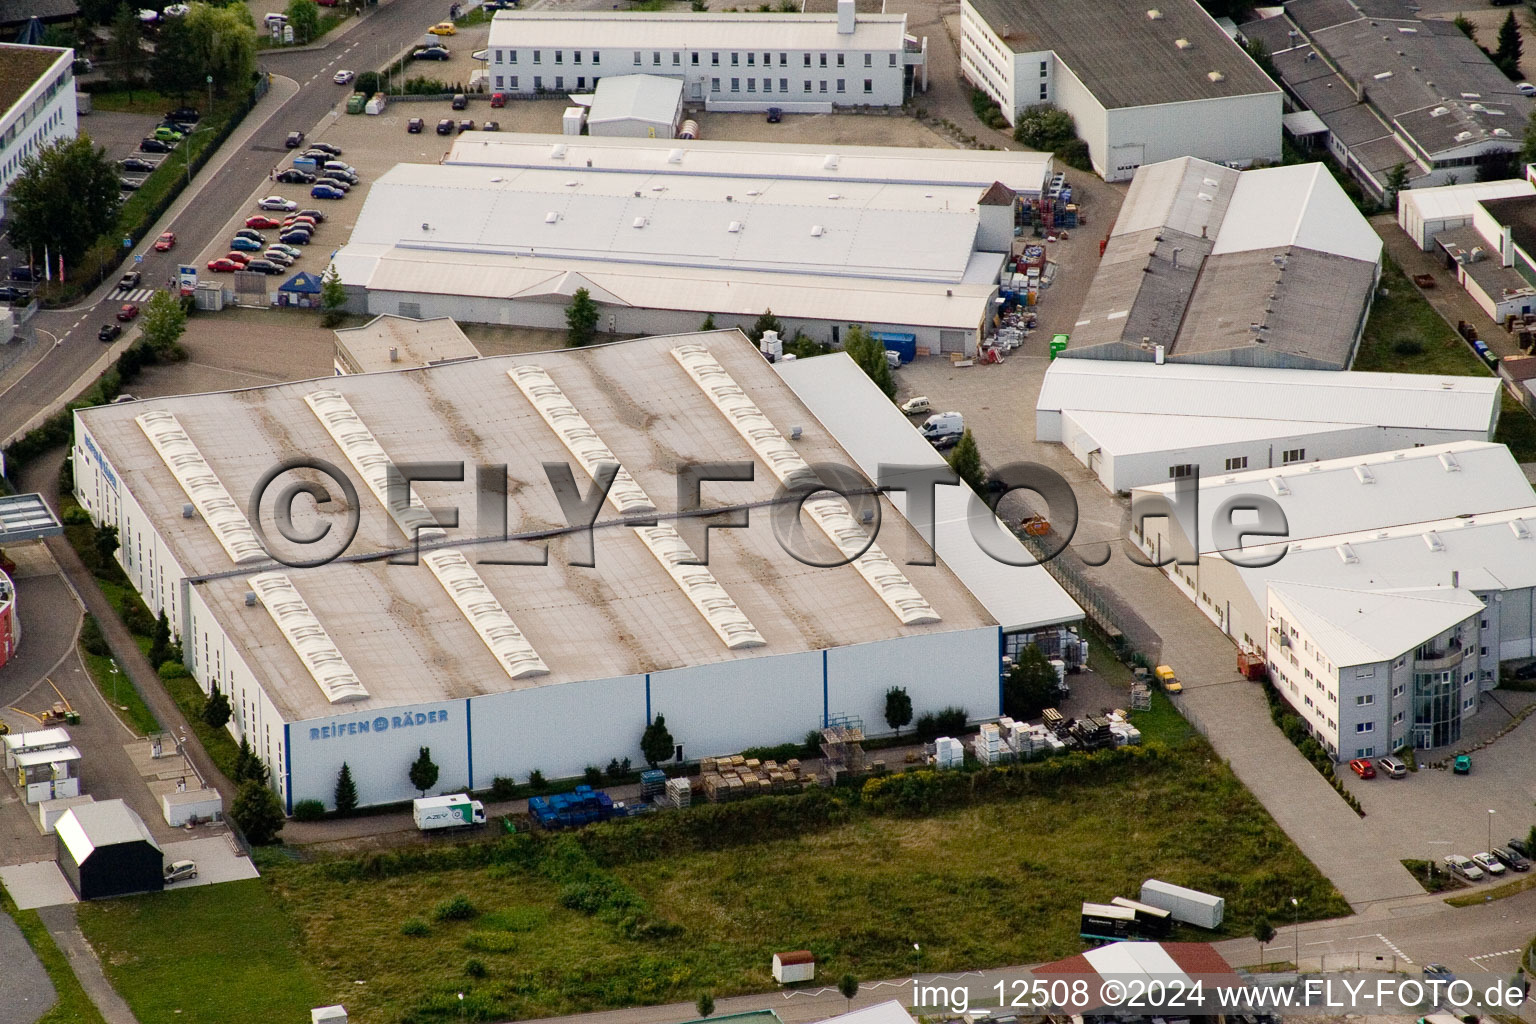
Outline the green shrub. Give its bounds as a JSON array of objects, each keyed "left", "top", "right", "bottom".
[
  {"left": 1394, "top": 339, "right": 1425, "bottom": 356},
  {"left": 400, "top": 918, "right": 429, "bottom": 936},
  {"left": 434, "top": 894, "right": 477, "bottom": 921},
  {"left": 464, "top": 958, "right": 487, "bottom": 978},
  {"left": 157, "top": 660, "right": 191, "bottom": 679},
  {"left": 80, "top": 614, "right": 110, "bottom": 657},
  {"left": 62, "top": 505, "right": 91, "bottom": 525},
  {"left": 1053, "top": 138, "right": 1093, "bottom": 173},
  {"left": 490, "top": 775, "right": 517, "bottom": 800},
  {"left": 583, "top": 765, "right": 603, "bottom": 786},
  {"left": 293, "top": 799, "right": 326, "bottom": 821},
  {"left": 527, "top": 769, "right": 547, "bottom": 792}
]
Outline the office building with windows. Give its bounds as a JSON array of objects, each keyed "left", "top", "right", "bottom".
[
  {"left": 0, "top": 43, "right": 76, "bottom": 219},
  {"left": 484, "top": 2, "right": 925, "bottom": 112}
]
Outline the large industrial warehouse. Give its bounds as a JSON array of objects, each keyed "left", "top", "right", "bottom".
[
  {"left": 331, "top": 137, "right": 1053, "bottom": 356},
  {"left": 1062, "top": 156, "right": 1382, "bottom": 371},
  {"left": 70, "top": 331, "right": 1080, "bottom": 812},
  {"left": 959, "top": 0, "right": 1280, "bottom": 181}
]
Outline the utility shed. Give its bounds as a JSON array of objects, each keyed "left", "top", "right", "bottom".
[
  {"left": 772, "top": 950, "right": 815, "bottom": 982},
  {"left": 1397, "top": 179, "right": 1536, "bottom": 251},
  {"left": 586, "top": 75, "right": 684, "bottom": 139},
  {"left": 55, "top": 799, "right": 164, "bottom": 900}
]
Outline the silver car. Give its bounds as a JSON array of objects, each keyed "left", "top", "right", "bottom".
[{"left": 163, "top": 859, "right": 198, "bottom": 882}]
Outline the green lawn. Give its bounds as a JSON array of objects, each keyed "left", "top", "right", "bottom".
[
  {"left": 1, "top": 891, "right": 108, "bottom": 1024},
  {"left": 263, "top": 742, "right": 1346, "bottom": 1023},
  {"left": 160, "top": 672, "right": 241, "bottom": 782},
  {"left": 76, "top": 879, "right": 324, "bottom": 1024},
  {"left": 81, "top": 648, "right": 160, "bottom": 737},
  {"left": 88, "top": 89, "right": 177, "bottom": 115}
]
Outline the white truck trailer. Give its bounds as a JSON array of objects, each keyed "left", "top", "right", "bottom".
[
  {"left": 1139, "top": 878, "right": 1224, "bottom": 929},
  {"left": 413, "top": 794, "right": 486, "bottom": 831}
]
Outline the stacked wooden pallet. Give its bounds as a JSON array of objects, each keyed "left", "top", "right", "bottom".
[{"left": 696, "top": 755, "right": 816, "bottom": 802}]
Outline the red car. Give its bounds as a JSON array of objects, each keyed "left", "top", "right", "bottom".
[
  {"left": 154, "top": 231, "right": 176, "bottom": 252},
  {"left": 1347, "top": 758, "right": 1376, "bottom": 779},
  {"left": 116, "top": 303, "right": 140, "bottom": 321},
  {"left": 246, "top": 215, "right": 282, "bottom": 229},
  {"left": 207, "top": 257, "right": 241, "bottom": 272},
  {"left": 224, "top": 252, "right": 251, "bottom": 265}
]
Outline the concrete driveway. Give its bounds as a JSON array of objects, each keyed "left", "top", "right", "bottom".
[
  {"left": 0, "top": 861, "right": 77, "bottom": 911},
  {"left": 0, "top": 910, "right": 55, "bottom": 1024},
  {"left": 159, "top": 835, "right": 260, "bottom": 888}
]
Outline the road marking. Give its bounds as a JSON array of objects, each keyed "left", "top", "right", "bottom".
[
  {"left": 1376, "top": 934, "right": 1412, "bottom": 965},
  {"left": 1470, "top": 948, "right": 1522, "bottom": 966},
  {"left": 1304, "top": 940, "right": 1332, "bottom": 946}
]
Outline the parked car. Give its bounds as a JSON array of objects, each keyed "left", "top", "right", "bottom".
[
  {"left": 235, "top": 227, "right": 267, "bottom": 240},
  {"left": 116, "top": 303, "right": 141, "bottom": 321},
  {"left": 1444, "top": 854, "right": 1484, "bottom": 882},
  {"left": 414, "top": 46, "right": 451, "bottom": 60},
  {"left": 295, "top": 208, "right": 326, "bottom": 222},
  {"left": 154, "top": 231, "right": 177, "bottom": 251},
  {"left": 246, "top": 215, "right": 283, "bottom": 229},
  {"left": 1422, "top": 964, "right": 1456, "bottom": 984},
  {"left": 322, "top": 166, "right": 357, "bottom": 183},
  {"left": 278, "top": 230, "right": 313, "bottom": 245},
  {"left": 153, "top": 125, "right": 183, "bottom": 142},
  {"left": 309, "top": 142, "right": 343, "bottom": 157},
  {"left": 165, "top": 106, "right": 199, "bottom": 121},
  {"left": 268, "top": 242, "right": 303, "bottom": 259},
  {"left": 1347, "top": 758, "right": 1375, "bottom": 779},
  {"left": 482, "top": 120, "right": 500, "bottom": 131},
  {"left": 429, "top": 20, "right": 456, "bottom": 34},
  {"left": 285, "top": 130, "right": 306, "bottom": 148},
  {"left": 244, "top": 258, "right": 285, "bottom": 275},
  {"left": 163, "top": 860, "right": 197, "bottom": 882},
  {"left": 316, "top": 177, "right": 351, "bottom": 192},
  {"left": 207, "top": 257, "right": 242, "bottom": 272},
  {"left": 119, "top": 177, "right": 143, "bottom": 192},
  {"left": 120, "top": 156, "right": 156, "bottom": 172},
  {"left": 221, "top": 254, "right": 250, "bottom": 268},
  {"left": 0, "top": 286, "right": 32, "bottom": 303},
  {"left": 408, "top": 116, "right": 424, "bottom": 133},
  {"left": 1519, "top": 82, "right": 1536, "bottom": 97},
  {"left": 436, "top": 118, "right": 454, "bottom": 135},
  {"left": 98, "top": 323, "right": 123, "bottom": 342},
  {"left": 258, "top": 195, "right": 298, "bottom": 211},
  {"left": 300, "top": 148, "right": 334, "bottom": 162},
  {"left": 282, "top": 216, "right": 317, "bottom": 230},
  {"left": 1473, "top": 851, "right": 1507, "bottom": 876},
  {"left": 162, "top": 119, "right": 195, "bottom": 134},
  {"left": 766, "top": 106, "right": 783, "bottom": 123},
  {"left": 457, "top": 118, "right": 475, "bottom": 132},
  {"left": 1453, "top": 754, "right": 1472, "bottom": 774},
  {"left": 333, "top": 69, "right": 355, "bottom": 85},
  {"left": 311, "top": 184, "right": 346, "bottom": 200},
  {"left": 230, "top": 236, "right": 264, "bottom": 251},
  {"left": 490, "top": 92, "right": 506, "bottom": 108},
  {"left": 8, "top": 266, "right": 38, "bottom": 282},
  {"left": 1493, "top": 847, "right": 1530, "bottom": 872},
  {"left": 118, "top": 271, "right": 142, "bottom": 289},
  {"left": 1512, "top": 837, "right": 1533, "bottom": 857},
  {"left": 1512, "top": 661, "right": 1536, "bottom": 681},
  {"left": 262, "top": 249, "right": 294, "bottom": 266},
  {"left": 1374, "top": 755, "right": 1407, "bottom": 778},
  {"left": 451, "top": 93, "right": 468, "bottom": 110},
  {"left": 139, "top": 138, "right": 172, "bottom": 153}
]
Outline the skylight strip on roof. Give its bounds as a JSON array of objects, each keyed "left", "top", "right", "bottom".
[
  {"left": 506, "top": 365, "right": 655, "bottom": 515},
  {"left": 249, "top": 571, "right": 369, "bottom": 703},
  {"left": 303, "top": 389, "right": 447, "bottom": 542},
  {"left": 135, "top": 410, "right": 267, "bottom": 565},
  {"left": 507, "top": 363, "right": 764, "bottom": 649},
  {"left": 421, "top": 549, "right": 552, "bottom": 679},
  {"left": 670, "top": 344, "right": 940, "bottom": 626}
]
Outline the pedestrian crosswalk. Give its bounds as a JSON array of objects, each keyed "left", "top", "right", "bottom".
[{"left": 107, "top": 288, "right": 158, "bottom": 302}]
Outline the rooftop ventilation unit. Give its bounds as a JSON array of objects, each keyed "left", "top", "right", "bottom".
[
  {"left": 1439, "top": 452, "right": 1460, "bottom": 472},
  {"left": 811, "top": 224, "right": 824, "bottom": 236},
  {"left": 1513, "top": 520, "right": 1531, "bottom": 540},
  {"left": 1431, "top": 106, "right": 1449, "bottom": 116},
  {"left": 1354, "top": 465, "right": 1375, "bottom": 484},
  {"left": 667, "top": 148, "right": 684, "bottom": 163},
  {"left": 545, "top": 211, "right": 559, "bottom": 223},
  {"left": 550, "top": 143, "right": 567, "bottom": 159},
  {"left": 1373, "top": 71, "right": 1393, "bottom": 80},
  {"left": 727, "top": 220, "right": 742, "bottom": 232},
  {"left": 822, "top": 154, "right": 839, "bottom": 170},
  {"left": 1146, "top": 7, "right": 1162, "bottom": 18},
  {"left": 633, "top": 216, "right": 647, "bottom": 228},
  {"left": 1175, "top": 37, "right": 1190, "bottom": 49},
  {"left": 182, "top": 503, "right": 194, "bottom": 519},
  {"left": 1207, "top": 70, "right": 1225, "bottom": 82},
  {"left": 1270, "top": 477, "right": 1290, "bottom": 496},
  {"left": 1455, "top": 131, "right": 1474, "bottom": 142},
  {"left": 1469, "top": 102, "right": 1487, "bottom": 111},
  {"left": 1424, "top": 531, "right": 1444, "bottom": 552},
  {"left": 1494, "top": 127, "right": 1511, "bottom": 137},
  {"left": 1336, "top": 542, "right": 1358, "bottom": 564},
  {"left": 244, "top": 591, "right": 256, "bottom": 607},
  {"left": 136, "top": 410, "right": 266, "bottom": 564}
]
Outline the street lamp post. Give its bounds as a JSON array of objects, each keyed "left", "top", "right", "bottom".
[
  {"left": 206, "top": 74, "right": 213, "bottom": 118},
  {"left": 183, "top": 125, "right": 214, "bottom": 188},
  {"left": 1290, "top": 897, "right": 1300, "bottom": 970},
  {"left": 109, "top": 658, "right": 119, "bottom": 706},
  {"left": 1490, "top": 809, "right": 1496, "bottom": 856}
]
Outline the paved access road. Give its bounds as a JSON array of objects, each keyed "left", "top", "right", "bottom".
[{"left": 0, "top": 0, "right": 450, "bottom": 446}]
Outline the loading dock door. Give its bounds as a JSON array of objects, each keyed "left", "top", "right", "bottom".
[{"left": 939, "top": 330, "right": 967, "bottom": 354}]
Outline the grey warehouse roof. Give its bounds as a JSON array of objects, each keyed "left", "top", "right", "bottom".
[
  {"left": 55, "top": 800, "right": 160, "bottom": 866},
  {"left": 964, "top": 0, "right": 1277, "bottom": 108}
]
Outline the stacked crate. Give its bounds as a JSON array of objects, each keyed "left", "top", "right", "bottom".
[
  {"left": 696, "top": 755, "right": 816, "bottom": 803},
  {"left": 971, "top": 722, "right": 1006, "bottom": 765},
  {"left": 932, "top": 736, "right": 964, "bottom": 769},
  {"left": 640, "top": 769, "right": 667, "bottom": 800},
  {"left": 663, "top": 776, "right": 692, "bottom": 809}
]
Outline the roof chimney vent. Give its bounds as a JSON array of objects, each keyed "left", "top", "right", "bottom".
[
  {"left": 182, "top": 503, "right": 195, "bottom": 519},
  {"left": 1207, "top": 70, "right": 1225, "bottom": 82},
  {"left": 1175, "top": 37, "right": 1190, "bottom": 49},
  {"left": 245, "top": 591, "right": 257, "bottom": 606},
  {"left": 389, "top": 346, "right": 399, "bottom": 362},
  {"left": 1147, "top": 7, "right": 1163, "bottom": 18}
]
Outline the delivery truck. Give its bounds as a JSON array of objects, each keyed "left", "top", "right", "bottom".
[
  {"left": 413, "top": 794, "right": 486, "bottom": 831},
  {"left": 1139, "top": 878, "right": 1224, "bottom": 929}
]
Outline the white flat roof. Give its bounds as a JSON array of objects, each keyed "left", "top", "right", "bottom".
[
  {"left": 445, "top": 132, "right": 1052, "bottom": 192},
  {"left": 2, "top": 727, "right": 71, "bottom": 751},
  {"left": 1398, "top": 178, "right": 1536, "bottom": 224},
  {"left": 1268, "top": 582, "right": 1485, "bottom": 667},
  {"left": 1037, "top": 359, "right": 1501, "bottom": 444},
  {"left": 55, "top": 799, "right": 159, "bottom": 865},
  {"left": 1211, "top": 162, "right": 1383, "bottom": 265},
  {"left": 486, "top": 10, "right": 909, "bottom": 51},
  {"left": 333, "top": 315, "right": 479, "bottom": 372},
  {"left": 1137, "top": 441, "right": 1534, "bottom": 555},
  {"left": 776, "top": 353, "right": 1082, "bottom": 632},
  {"left": 13, "top": 745, "right": 81, "bottom": 767},
  {"left": 344, "top": 162, "right": 990, "bottom": 284},
  {"left": 77, "top": 331, "right": 998, "bottom": 723},
  {"left": 588, "top": 74, "right": 682, "bottom": 125}
]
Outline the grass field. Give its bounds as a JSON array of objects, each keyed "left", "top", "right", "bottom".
[
  {"left": 253, "top": 742, "right": 1345, "bottom": 1024},
  {"left": 81, "top": 648, "right": 161, "bottom": 737},
  {"left": 1, "top": 891, "right": 108, "bottom": 1024},
  {"left": 76, "top": 879, "right": 324, "bottom": 1024}
]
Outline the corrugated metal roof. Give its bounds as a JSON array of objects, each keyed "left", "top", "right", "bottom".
[
  {"left": 776, "top": 354, "right": 1082, "bottom": 632},
  {"left": 587, "top": 74, "right": 682, "bottom": 126},
  {"left": 1400, "top": 179, "right": 1536, "bottom": 226},
  {"left": 1038, "top": 359, "right": 1501, "bottom": 437},
  {"left": 447, "top": 132, "right": 1051, "bottom": 192},
  {"left": 1269, "top": 581, "right": 1484, "bottom": 666},
  {"left": 55, "top": 800, "right": 160, "bottom": 865},
  {"left": 487, "top": 9, "right": 908, "bottom": 50},
  {"left": 1212, "top": 162, "right": 1382, "bottom": 263},
  {"left": 1135, "top": 441, "right": 1533, "bottom": 555}
]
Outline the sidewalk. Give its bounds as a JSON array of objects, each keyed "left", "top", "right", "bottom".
[{"left": 35, "top": 905, "right": 139, "bottom": 1024}]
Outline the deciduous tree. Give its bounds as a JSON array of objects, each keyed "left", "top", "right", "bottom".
[
  {"left": 1252, "top": 913, "right": 1276, "bottom": 968},
  {"left": 139, "top": 290, "right": 188, "bottom": 357},
  {"left": 884, "top": 686, "right": 913, "bottom": 735},
  {"left": 1002, "top": 643, "right": 1061, "bottom": 720},
  {"left": 231, "top": 779, "right": 284, "bottom": 844},
  {"left": 285, "top": 0, "right": 320, "bottom": 41},
  {"left": 1013, "top": 103, "right": 1076, "bottom": 151},
  {"left": 6, "top": 135, "right": 122, "bottom": 271},
  {"left": 841, "top": 325, "right": 895, "bottom": 398}
]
